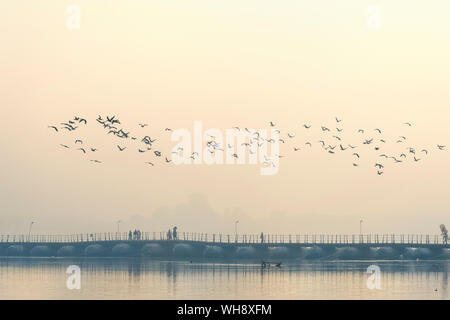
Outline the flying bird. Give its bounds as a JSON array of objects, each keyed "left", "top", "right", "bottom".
[
  {"left": 117, "top": 145, "right": 126, "bottom": 151},
  {"left": 48, "top": 126, "right": 58, "bottom": 132}
]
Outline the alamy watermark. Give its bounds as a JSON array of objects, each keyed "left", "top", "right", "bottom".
[
  {"left": 170, "top": 121, "right": 281, "bottom": 175},
  {"left": 366, "top": 265, "right": 381, "bottom": 290},
  {"left": 66, "top": 5, "right": 81, "bottom": 30},
  {"left": 66, "top": 265, "right": 81, "bottom": 290},
  {"left": 367, "top": 5, "right": 381, "bottom": 29}
]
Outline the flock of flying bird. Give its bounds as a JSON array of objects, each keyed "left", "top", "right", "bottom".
[{"left": 48, "top": 115, "right": 446, "bottom": 175}]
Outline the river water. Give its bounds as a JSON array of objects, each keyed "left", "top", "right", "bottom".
[{"left": 0, "top": 258, "right": 447, "bottom": 299}]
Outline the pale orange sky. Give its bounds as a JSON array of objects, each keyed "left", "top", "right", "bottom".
[{"left": 0, "top": 1, "right": 449, "bottom": 236}]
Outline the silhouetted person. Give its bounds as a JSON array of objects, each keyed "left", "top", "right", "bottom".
[
  {"left": 260, "top": 232, "right": 264, "bottom": 244},
  {"left": 128, "top": 230, "right": 132, "bottom": 240},
  {"left": 173, "top": 226, "right": 178, "bottom": 240},
  {"left": 167, "top": 229, "right": 172, "bottom": 240}
]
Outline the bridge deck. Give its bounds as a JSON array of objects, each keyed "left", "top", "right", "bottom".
[{"left": 0, "top": 232, "right": 448, "bottom": 247}]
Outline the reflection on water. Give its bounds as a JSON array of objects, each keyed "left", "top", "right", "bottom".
[{"left": 0, "top": 258, "right": 448, "bottom": 299}]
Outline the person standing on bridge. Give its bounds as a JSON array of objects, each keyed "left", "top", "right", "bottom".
[
  {"left": 173, "top": 226, "right": 178, "bottom": 240},
  {"left": 167, "top": 229, "right": 172, "bottom": 240},
  {"left": 260, "top": 232, "right": 264, "bottom": 244},
  {"left": 128, "top": 230, "right": 132, "bottom": 240}
]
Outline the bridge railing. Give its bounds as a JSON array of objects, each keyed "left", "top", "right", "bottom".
[{"left": 0, "top": 233, "right": 445, "bottom": 245}]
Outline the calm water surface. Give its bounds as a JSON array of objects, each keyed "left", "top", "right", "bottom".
[{"left": 0, "top": 258, "right": 448, "bottom": 299}]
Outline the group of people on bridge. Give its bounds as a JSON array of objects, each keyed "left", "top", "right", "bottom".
[
  {"left": 167, "top": 226, "right": 178, "bottom": 240},
  {"left": 128, "top": 229, "right": 143, "bottom": 240}
]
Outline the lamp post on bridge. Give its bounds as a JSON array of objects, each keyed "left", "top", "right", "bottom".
[
  {"left": 235, "top": 220, "right": 239, "bottom": 242},
  {"left": 28, "top": 221, "right": 35, "bottom": 241},
  {"left": 360, "top": 218, "right": 363, "bottom": 243}
]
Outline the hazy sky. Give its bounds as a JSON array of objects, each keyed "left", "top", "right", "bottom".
[{"left": 1, "top": 1, "right": 449, "bottom": 236}]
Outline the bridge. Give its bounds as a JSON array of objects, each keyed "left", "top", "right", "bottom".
[{"left": 0, "top": 232, "right": 449, "bottom": 260}]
